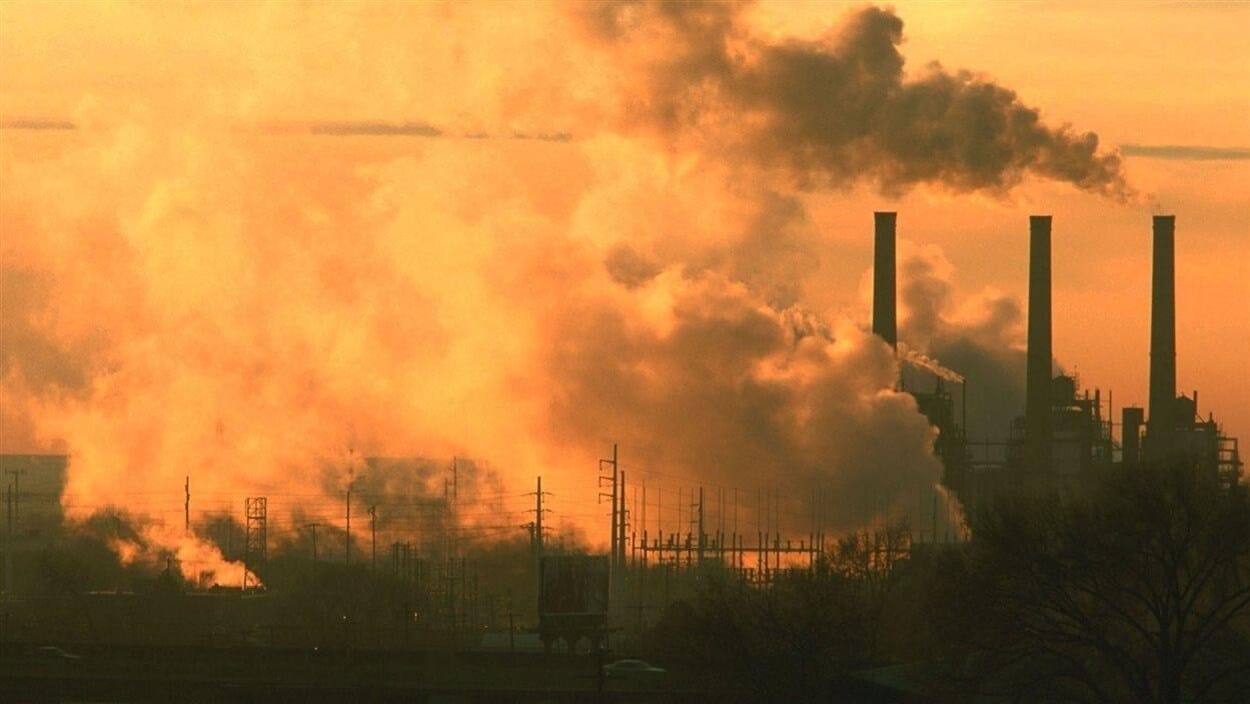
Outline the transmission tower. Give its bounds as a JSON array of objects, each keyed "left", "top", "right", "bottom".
[{"left": 243, "top": 497, "right": 267, "bottom": 590}]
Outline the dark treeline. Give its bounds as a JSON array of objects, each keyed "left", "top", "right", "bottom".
[
  {"left": 3, "top": 460, "right": 1247, "bottom": 703},
  {"left": 638, "top": 461, "right": 1250, "bottom": 703}
]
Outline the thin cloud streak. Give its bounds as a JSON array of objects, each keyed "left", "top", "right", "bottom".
[
  {"left": 1, "top": 116, "right": 573, "bottom": 142},
  {"left": 0, "top": 119, "right": 76, "bottom": 130},
  {"left": 1121, "top": 144, "right": 1250, "bottom": 160},
  {"left": 310, "top": 121, "right": 443, "bottom": 137},
  {"left": 214, "top": 119, "right": 576, "bottom": 141}
]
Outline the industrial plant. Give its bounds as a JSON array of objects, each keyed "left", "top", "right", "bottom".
[
  {"left": 1, "top": 212, "right": 1244, "bottom": 702},
  {"left": 874, "top": 212, "right": 1242, "bottom": 501}
]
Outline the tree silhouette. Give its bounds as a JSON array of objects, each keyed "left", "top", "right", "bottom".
[{"left": 959, "top": 461, "right": 1250, "bottom": 703}]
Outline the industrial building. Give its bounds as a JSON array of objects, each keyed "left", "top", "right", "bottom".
[{"left": 870, "top": 211, "right": 1243, "bottom": 510}]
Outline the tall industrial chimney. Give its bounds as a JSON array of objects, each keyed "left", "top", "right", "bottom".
[
  {"left": 1025, "top": 215, "right": 1053, "bottom": 473},
  {"left": 873, "top": 212, "right": 897, "bottom": 350},
  {"left": 1147, "top": 215, "right": 1177, "bottom": 459}
]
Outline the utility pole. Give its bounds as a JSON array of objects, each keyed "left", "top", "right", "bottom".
[
  {"left": 536, "top": 476, "right": 544, "bottom": 553},
  {"left": 452, "top": 457, "right": 459, "bottom": 559},
  {"left": 4, "top": 470, "right": 24, "bottom": 526},
  {"left": 4, "top": 482, "right": 12, "bottom": 594},
  {"left": 535, "top": 476, "right": 546, "bottom": 553},
  {"left": 305, "top": 522, "right": 323, "bottom": 582},
  {"left": 676, "top": 486, "right": 683, "bottom": 545},
  {"left": 369, "top": 505, "right": 377, "bottom": 570},
  {"left": 184, "top": 476, "right": 190, "bottom": 535},
  {"left": 618, "top": 470, "right": 627, "bottom": 571},
  {"left": 720, "top": 487, "right": 730, "bottom": 552},
  {"left": 757, "top": 488, "right": 763, "bottom": 575},
  {"left": 774, "top": 487, "right": 780, "bottom": 542},
  {"left": 641, "top": 480, "right": 646, "bottom": 563},
  {"left": 656, "top": 482, "right": 662, "bottom": 537},
  {"left": 598, "top": 444, "right": 620, "bottom": 609},
  {"left": 774, "top": 488, "right": 781, "bottom": 573},
  {"left": 696, "top": 487, "right": 704, "bottom": 566},
  {"left": 598, "top": 444, "right": 618, "bottom": 568},
  {"left": 526, "top": 475, "right": 551, "bottom": 557},
  {"left": 345, "top": 486, "right": 352, "bottom": 567}
]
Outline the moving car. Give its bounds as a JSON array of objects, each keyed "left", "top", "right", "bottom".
[
  {"left": 34, "top": 645, "right": 82, "bottom": 661},
  {"left": 602, "top": 659, "right": 665, "bottom": 677}
]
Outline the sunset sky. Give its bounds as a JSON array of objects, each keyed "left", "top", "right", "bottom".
[{"left": 1, "top": 1, "right": 1247, "bottom": 560}]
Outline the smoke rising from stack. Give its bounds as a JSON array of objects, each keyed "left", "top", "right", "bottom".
[
  {"left": 0, "top": 3, "right": 1137, "bottom": 573},
  {"left": 577, "top": 3, "right": 1132, "bottom": 199}
]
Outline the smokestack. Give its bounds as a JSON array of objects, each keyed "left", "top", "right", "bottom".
[
  {"left": 1025, "top": 215, "right": 1053, "bottom": 473},
  {"left": 1122, "top": 406, "right": 1144, "bottom": 465},
  {"left": 1147, "top": 215, "right": 1176, "bottom": 459},
  {"left": 873, "top": 212, "right": 897, "bottom": 350}
]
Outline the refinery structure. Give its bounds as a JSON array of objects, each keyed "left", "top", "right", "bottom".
[
  {"left": 0, "top": 212, "right": 1243, "bottom": 652},
  {"left": 871, "top": 212, "right": 1244, "bottom": 509}
]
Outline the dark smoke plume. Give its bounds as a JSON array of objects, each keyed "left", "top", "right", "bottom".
[{"left": 579, "top": 2, "right": 1131, "bottom": 199}]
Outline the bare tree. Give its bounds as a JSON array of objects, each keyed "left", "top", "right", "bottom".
[{"left": 963, "top": 461, "right": 1250, "bottom": 703}]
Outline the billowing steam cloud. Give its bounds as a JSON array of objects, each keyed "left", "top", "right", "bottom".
[
  {"left": 0, "top": 2, "right": 1129, "bottom": 578},
  {"left": 897, "top": 243, "right": 1032, "bottom": 443},
  {"left": 577, "top": 2, "right": 1131, "bottom": 199},
  {"left": 543, "top": 270, "right": 940, "bottom": 530}
]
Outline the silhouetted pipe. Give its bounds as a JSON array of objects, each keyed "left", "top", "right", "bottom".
[
  {"left": 1122, "top": 406, "right": 1144, "bottom": 465},
  {"left": 1026, "top": 215, "right": 1053, "bottom": 473},
  {"left": 1147, "top": 215, "right": 1177, "bottom": 459},
  {"left": 873, "top": 212, "right": 897, "bottom": 350}
]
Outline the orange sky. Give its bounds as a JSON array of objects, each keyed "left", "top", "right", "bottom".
[{"left": 1, "top": 2, "right": 1247, "bottom": 556}]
